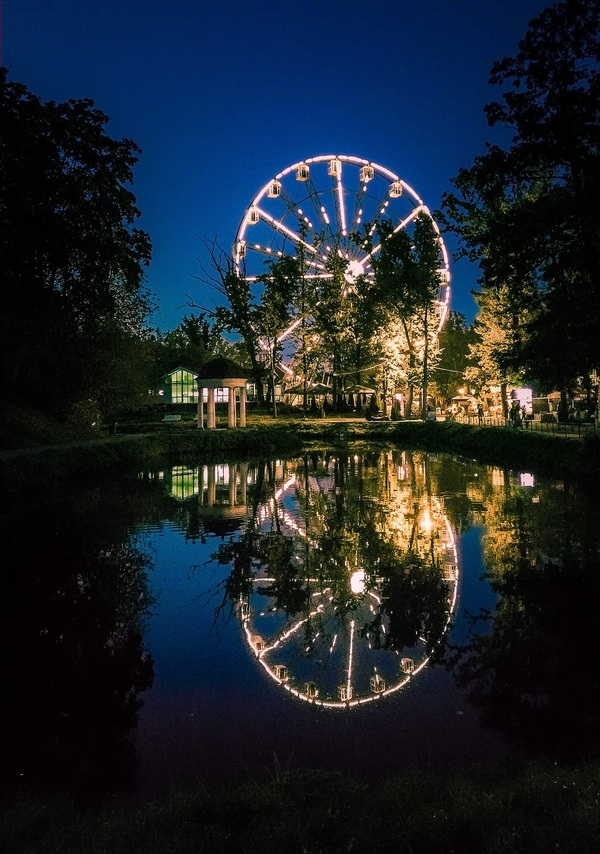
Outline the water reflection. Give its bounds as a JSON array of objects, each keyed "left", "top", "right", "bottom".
[
  {"left": 223, "top": 452, "right": 460, "bottom": 707},
  {"left": 146, "top": 451, "right": 600, "bottom": 752},
  {"left": 4, "top": 448, "right": 600, "bottom": 801},
  {"left": 141, "top": 452, "right": 459, "bottom": 709},
  {"left": 451, "top": 475, "right": 600, "bottom": 761},
  {"left": 1, "top": 484, "right": 155, "bottom": 800}
]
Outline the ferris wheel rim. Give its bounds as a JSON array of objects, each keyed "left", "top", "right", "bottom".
[
  {"left": 234, "top": 154, "right": 427, "bottom": 246},
  {"left": 233, "top": 154, "right": 452, "bottom": 339}
]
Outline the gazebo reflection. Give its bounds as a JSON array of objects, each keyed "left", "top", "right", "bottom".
[
  {"left": 160, "top": 462, "right": 255, "bottom": 538},
  {"left": 164, "top": 462, "right": 251, "bottom": 507}
]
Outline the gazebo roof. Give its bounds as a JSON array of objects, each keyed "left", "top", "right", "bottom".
[{"left": 197, "top": 357, "right": 249, "bottom": 380}]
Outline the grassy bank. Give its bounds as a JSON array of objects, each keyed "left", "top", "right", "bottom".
[
  {"left": 3, "top": 760, "right": 600, "bottom": 854},
  {"left": 2, "top": 415, "right": 600, "bottom": 503},
  {"left": 375, "top": 420, "right": 600, "bottom": 485}
]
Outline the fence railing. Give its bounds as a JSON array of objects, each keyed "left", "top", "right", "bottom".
[{"left": 451, "top": 414, "right": 597, "bottom": 437}]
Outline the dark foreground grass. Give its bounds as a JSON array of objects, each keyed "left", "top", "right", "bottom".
[{"left": 3, "top": 761, "right": 600, "bottom": 854}]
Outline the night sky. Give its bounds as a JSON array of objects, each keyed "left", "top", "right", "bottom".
[{"left": 3, "top": 0, "right": 550, "bottom": 330}]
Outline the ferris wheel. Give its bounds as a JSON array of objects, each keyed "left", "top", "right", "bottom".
[{"left": 233, "top": 155, "right": 451, "bottom": 345}]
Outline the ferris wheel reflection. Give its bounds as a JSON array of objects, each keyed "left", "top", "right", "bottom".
[
  {"left": 155, "top": 451, "right": 459, "bottom": 707},
  {"left": 233, "top": 451, "right": 459, "bottom": 708}
]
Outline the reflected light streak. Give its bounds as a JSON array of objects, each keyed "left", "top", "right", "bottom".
[{"left": 347, "top": 620, "right": 355, "bottom": 694}]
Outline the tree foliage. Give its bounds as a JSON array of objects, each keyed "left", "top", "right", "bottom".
[
  {"left": 365, "top": 214, "right": 444, "bottom": 416},
  {"left": 434, "top": 311, "right": 475, "bottom": 403},
  {"left": 256, "top": 255, "right": 298, "bottom": 416},
  {"left": 191, "top": 239, "right": 267, "bottom": 401},
  {"left": 439, "top": 0, "right": 600, "bottom": 392},
  {"left": 1, "top": 69, "right": 153, "bottom": 417},
  {"left": 152, "top": 313, "right": 233, "bottom": 380}
]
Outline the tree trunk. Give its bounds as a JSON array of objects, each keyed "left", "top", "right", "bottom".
[
  {"left": 422, "top": 304, "right": 429, "bottom": 421},
  {"left": 501, "top": 383, "right": 509, "bottom": 419},
  {"left": 270, "top": 342, "right": 277, "bottom": 418}
]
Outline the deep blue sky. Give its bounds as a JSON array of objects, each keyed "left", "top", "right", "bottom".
[{"left": 3, "top": 0, "right": 550, "bottom": 330}]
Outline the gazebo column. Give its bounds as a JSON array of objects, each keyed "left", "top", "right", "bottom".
[
  {"left": 196, "top": 360, "right": 249, "bottom": 431},
  {"left": 239, "top": 462, "right": 248, "bottom": 504},
  {"left": 239, "top": 385, "right": 247, "bottom": 427},
  {"left": 197, "top": 388, "right": 204, "bottom": 429},
  {"left": 207, "top": 465, "right": 216, "bottom": 505},
  {"left": 197, "top": 464, "right": 204, "bottom": 505},
  {"left": 228, "top": 387, "right": 236, "bottom": 428},
  {"left": 229, "top": 467, "right": 236, "bottom": 506},
  {"left": 207, "top": 388, "right": 216, "bottom": 429}
]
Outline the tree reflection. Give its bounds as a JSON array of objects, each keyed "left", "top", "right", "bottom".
[
  {"left": 453, "top": 480, "right": 600, "bottom": 759},
  {"left": 2, "top": 487, "right": 155, "bottom": 801},
  {"left": 362, "top": 547, "right": 450, "bottom": 662},
  {"left": 257, "top": 531, "right": 309, "bottom": 616}
]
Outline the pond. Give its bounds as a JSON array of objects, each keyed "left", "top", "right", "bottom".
[{"left": 3, "top": 446, "right": 600, "bottom": 803}]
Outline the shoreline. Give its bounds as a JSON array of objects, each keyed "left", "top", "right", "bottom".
[{"left": 2, "top": 419, "right": 599, "bottom": 501}]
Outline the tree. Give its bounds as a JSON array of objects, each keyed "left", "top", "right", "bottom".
[
  {"left": 0, "top": 69, "right": 153, "bottom": 416},
  {"left": 310, "top": 246, "right": 353, "bottom": 409},
  {"left": 291, "top": 223, "right": 321, "bottom": 416},
  {"left": 191, "top": 239, "right": 265, "bottom": 403},
  {"left": 465, "top": 285, "right": 531, "bottom": 417},
  {"left": 154, "top": 313, "right": 228, "bottom": 378},
  {"left": 439, "top": 0, "right": 600, "bottom": 393},
  {"left": 366, "top": 213, "right": 444, "bottom": 418},
  {"left": 256, "top": 255, "right": 298, "bottom": 417},
  {"left": 434, "top": 311, "right": 475, "bottom": 406}
]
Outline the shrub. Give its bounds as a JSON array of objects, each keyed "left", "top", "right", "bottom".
[{"left": 367, "top": 394, "right": 379, "bottom": 416}]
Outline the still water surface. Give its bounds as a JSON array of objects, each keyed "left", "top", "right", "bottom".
[{"left": 4, "top": 447, "right": 600, "bottom": 801}]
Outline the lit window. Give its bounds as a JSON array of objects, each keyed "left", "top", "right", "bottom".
[{"left": 170, "top": 369, "right": 198, "bottom": 403}]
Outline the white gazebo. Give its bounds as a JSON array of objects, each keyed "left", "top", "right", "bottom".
[{"left": 196, "top": 358, "right": 249, "bottom": 429}]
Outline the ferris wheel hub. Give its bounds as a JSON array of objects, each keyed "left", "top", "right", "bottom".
[{"left": 343, "top": 259, "right": 366, "bottom": 285}]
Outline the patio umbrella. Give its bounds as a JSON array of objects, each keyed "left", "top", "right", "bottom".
[
  {"left": 345, "top": 384, "right": 376, "bottom": 395},
  {"left": 308, "top": 383, "right": 333, "bottom": 394},
  {"left": 285, "top": 382, "right": 332, "bottom": 395}
]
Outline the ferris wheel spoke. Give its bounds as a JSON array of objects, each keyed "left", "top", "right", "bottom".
[
  {"left": 350, "top": 184, "right": 367, "bottom": 233},
  {"left": 261, "top": 211, "right": 320, "bottom": 258},
  {"left": 276, "top": 189, "right": 309, "bottom": 225},
  {"left": 332, "top": 170, "right": 348, "bottom": 236},
  {"left": 244, "top": 242, "right": 285, "bottom": 262},
  {"left": 369, "top": 205, "right": 427, "bottom": 259},
  {"left": 302, "top": 177, "right": 337, "bottom": 243}
]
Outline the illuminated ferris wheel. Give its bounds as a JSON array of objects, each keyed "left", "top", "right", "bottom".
[{"left": 233, "top": 155, "right": 451, "bottom": 345}]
